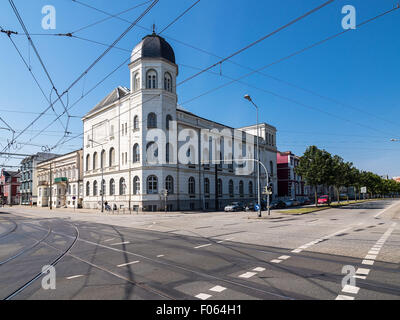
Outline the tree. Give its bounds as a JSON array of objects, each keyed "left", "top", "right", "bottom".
[{"left": 295, "top": 146, "right": 333, "bottom": 206}]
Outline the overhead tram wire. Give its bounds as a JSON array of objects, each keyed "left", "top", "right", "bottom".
[
  {"left": 0, "top": 24, "right": 68, "bottom": 132},
  {"left": 8, "top": 0, "right": 71, "bottom": 136},
  {"left": 28, "top": 0, "right": 202, "bottom": 152},
  {"left": 1, "top": 0, "right": 160, "bottom": 154}
]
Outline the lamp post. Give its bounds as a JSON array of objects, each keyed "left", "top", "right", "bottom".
[
  {"left": 89, "top": 139, "right": 105, "bottom": 213},
  {"left": 244, "top": 94, "right": 263, "bottom": 217}
]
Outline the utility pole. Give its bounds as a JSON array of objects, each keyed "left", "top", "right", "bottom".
[
  {"left": 49, "top": 162, "right": 52, "bottom": 210},
  {"left": 215, "top": 163, "right": 218, "bottom": 211}
]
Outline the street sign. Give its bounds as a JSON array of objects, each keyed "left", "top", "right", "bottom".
[
  {"left": 361, "top": 187, "right": 367, "bottom": 194},
  {"left": 254, "top": 204, "right": 260, "bottom": 211}
]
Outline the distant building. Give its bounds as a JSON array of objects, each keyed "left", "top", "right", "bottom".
[
  {"left": 0, "top": 169, "right": 21, "bottom": 205},
  {"left": 19, "top": 152, "right": 58, "bottom": 205},
  {"left": 277, "top": 151, "right": 309, "bottom": 198},
  {"left": 36, "top": 149, "right": 83, "bottom": 208},
  {"left": 393, "top": 177, "right": 400, "bottom": 183}
]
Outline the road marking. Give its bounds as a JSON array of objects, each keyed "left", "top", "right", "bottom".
[
  {"left": 278, "top": 255, "right": 290, "bottom": 260},
  {"left": 216, "top": 237, "right": 234, "bottom": 244},
  {"left": 194, "top": 243, "right": 212, "bottom": 249},
  {"left": 368, "top": 250, "right": 379, "bottom": 255},
  {"left": 374, "top": 201, "right": 400, "bottom": 218},
  {"left": 210, "top": 285, "right": 226, "bottom": 293},
  {"left": 104, "top": 238, "right": 115, "bottom": 242},
  {"left": 66, "top": 275, "right": 84, "bottom": 280},
  {"left": 117, "top": 261, "right": 139, "bottom": 267},
  {"left": 196, "top": 293, "right": 212, "bottom": 300},
  {"left": 239, "top": 272, "right": 257, "bottom": 278},
  {"left": 157, "top": 254, "right": 164, "bottom": 258},
  {"left": 253, "top": 267, "right": 266, "bottom": 272},
  {"left": 270, "top": 259, "right": 282, "bottom": 264},
  {"left": 364, "top": 254, "right": 376, "bottom": 260},
  {"left": 362, "top": 259, "right": 374, "bottom": 265},
  {"left": 336, "top": 295, "right": 355, "bottom": 300},
  {"left": 353, "top": 275, "right": 366, "bottom": 280},
  {"left": 111, "top": 241, "right": 130, "bottom": 246},
  {"left": 342, "top": 285, "right": 360, "bottom": 294},
  {"left": 356, "top": 268, "right": 370, "bottom": 275},
  {"left": 291, "top": 249, "right": 302, "bottom": 253}
]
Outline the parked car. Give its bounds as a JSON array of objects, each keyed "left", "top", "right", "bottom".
[
  {"left": 289, "top": 198, "right": 300, "bottom": 206},
  {"left": 298, "top": 197, "right": 311, "bottom": 205},
  {"left": 284, "top": 199, "right": 294, "bottom": 207},
  {"left": 245, "top": 202, "right": 256, "bottom": 211},
  {"left": 317, "top": 195, "right": 330, "bottom": 205},
  {"left": 270, "top": 200, "right": 286, "bottom": 209},
  {"left": 224, "top": 202, "right": 244, "bottom": 212}
]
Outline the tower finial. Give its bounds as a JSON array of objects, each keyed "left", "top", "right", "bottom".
[{"left": 152, "top": 24, "right": 156, "bottom": 35}]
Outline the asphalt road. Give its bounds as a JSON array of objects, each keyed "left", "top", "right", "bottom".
[{"left": 0, "top": 199, "right": 399, "bottom": 300}]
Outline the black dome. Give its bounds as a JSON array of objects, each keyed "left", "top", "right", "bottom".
[{"left": 132, "top": 33, "right": 175, "bottom": 64}]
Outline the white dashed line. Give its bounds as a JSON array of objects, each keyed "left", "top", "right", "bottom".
[
  {"left": 210, "top": 285, "right": 226, "bottom": 293},
  {"left": 194, "top": 243, "right": 212, "bottom": 249},
  {"left": 196, "top": 293, "right": 212, "bottom": 300},
  {"left": 353, "top": 275, "right": 367, "bottom": 280},
  {"left": 117, "top": 261, "right": 139, "bottom": 267},
  {"left": 291, "top": 249, "right": 302, "bottom": 253},
  {"left": 356, "top": 268, "right": 370, "bottom": 275},
  {"left": 364, "top": 255, "right": 377, "bottom": 260},
  {"left": 239, "top": 272, "right": 257, "bottom": 279},
  {"left": 278, "top": 255, "right": 290, "bottom": 260},
  {"left": 253, "top": 267, "right": 266, "bottom": 272},
  {"left": 342, "top": 285, "right": 360, "bottom": 295},
  {"left": 66, "top": 275, "right": 84, "bottom": 280},
  {"left": 336, "top": 295, "right": 355, "bottom": 300},
  {"left": 362, "top": 259, "right": 374, "bottom": 266},
  {"left": 104, "top": 238, "right": 115, "bottom": 242},
  {"left": 157, "top": 254, "right": 164, "bottom": 258},
  {"left": 216, "top": 237, "right": 234, "bottom": 244},
  {"left": 270, "top": 259, "right": 282, "bottom": 264},
  {"left": 111, "top": 241, "right": 130, "bottom": 246}
]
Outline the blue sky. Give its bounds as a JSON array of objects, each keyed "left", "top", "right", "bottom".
[{"left": 0, "top": 0, "right": 399, "bottom": 176}]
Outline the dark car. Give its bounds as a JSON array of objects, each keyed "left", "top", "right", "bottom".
[
  {"left": 245, "top": 202, "right": 256, "bottom": 211},
  {"left": 270, "top": 200, "right": 286, "bottom": 209},
  {"left": 224, "top": 202, "right": 244, "bottom": 212}
]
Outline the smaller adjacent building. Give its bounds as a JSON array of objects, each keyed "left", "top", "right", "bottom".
[
  {"left": 36, "top": 149, "right": 84, "bottom": 208},
  {"left": 277, "top": 151, "right": 309, "bottom": 199},
  {"left": 19, "top": 152, "right": 58, "bottom": 205},
  {"left": 0, "top": 169, "right": 21, "bottom": 205}
]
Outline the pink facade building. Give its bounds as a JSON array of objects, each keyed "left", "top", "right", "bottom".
[
  {"left": 277, "top": 151, "right": 308, "bottom": 198},
  {"left": 0, "top": 169, "right": 21, "bottom": 205}
]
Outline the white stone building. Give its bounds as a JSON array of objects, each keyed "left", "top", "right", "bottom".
[
  {"left": 36, "top": 149, "right": 83, "bottom": 208},
  {"left": 82, "top": 32, "right": 277, "bottom": 212}
]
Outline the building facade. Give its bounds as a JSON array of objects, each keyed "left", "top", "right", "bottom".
[
  {"left": 277, "top": 151, "right": 309, "bottom": 199},
  {"left": 36, "top": 149, "right": 83, "bottom": 208},
  {"left": 19, "top": 152, "right": 58, "bottom": 205},
  {"left": 0, "top": 169, "right": 21, "bottom": 205},
  {"left": 82, "top": 32, "right": 278, "bottom": 212}
]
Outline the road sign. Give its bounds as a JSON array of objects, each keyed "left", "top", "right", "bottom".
[
  {"left": 254, "top": 204, "right": 260, "bottom": 211},
  {"left": 361, "top": 187, "right": 367, "bottom": 194}
]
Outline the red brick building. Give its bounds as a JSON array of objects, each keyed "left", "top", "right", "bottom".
[
  {"left": 0, "top": 169, "right": 21, "bottom": 205},
  {"left": 277, "top": 151, "right": 308, "bottom": 198}
]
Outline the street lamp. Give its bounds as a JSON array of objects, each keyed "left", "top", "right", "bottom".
[
  {"left": 244, "top": 94, "right": 264, "bottom": 217},
  {"left": 89, "top": 139, "right": 105, "bottom": 213}
]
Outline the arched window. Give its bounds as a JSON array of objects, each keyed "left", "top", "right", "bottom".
[
  {"left": 93, "top": 152, "right": 98, "bottom": 170},
  {"left": 147, "top": 175, "right": 158, "bottom": 194},
  {"left": 93, "top": 181, "right": 98, "bottom": 196},
  {"left": 133, "top": 144, "right": 140, "bottom": 163},
  {"left": 133, "top": 115, "right": 139, "bottom": 130},
  {"left": 133, "top": 176, "right": 140, "bottom": 195},
  {"left": 204, "top": 178, "right": 210, "bottom": 195},
  {"left": 229, "top": 180, "right": 234, "bottom": 197},
  {"left": 133, "top": 73, "right": 140, "bottom": 91},
  {"left": 100, "top": 150, "right": 105, "bottom": 169},
  {"left": 239, "top": 181, "right": 244, "bottom": 197},
  {"left": 109, "top": 148, "right": 115, "bottom": 167},
  {"left": 86, "top": 154, "right": 90, "bottom": 171},
  {"left": 166, "top": 143, "right": 173, "bottom": 163},
  {"left": 146, "top": 69, "right": 157, "bottom": 89},
  {"left": 166, "top": 114, "right": 172, "bottom": 130},
  {"left": 165, "top": 176, "right": 174, "bottom": 194},
  {"left": 164, "top": 72, "right": 172, "bottom": 92},
  {"left": 270, "top": 161, "right": 274, "bottom": 177},
  {"left": 109, "top": 179, "right": 115, "bottom": 196},
  {"left": 119, "top": 178, "right": 126, "bottom": 195},
  {"left": 147, "top": 113, "right": 157, "bottom": 128},
  {"left": 101, "top": 179, "right": 106, "bottom": 196},
  {"left": 146, "top": 142, "right": 158, "bottom": 163},
  {"left": 188, "top": 177, "right": 195, "bottom": 195},
  {"left": 217, "top": 179, "right": 222, "bottom": 197},
  {"left": 249, "top": 181, "right": 253, "bottom": 197},
  {"left": 86, "top": 181, "right": 90, "bottom": 196}
]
